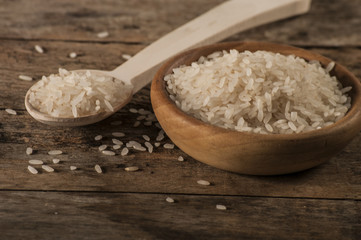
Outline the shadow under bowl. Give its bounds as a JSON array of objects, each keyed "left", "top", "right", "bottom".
[{"left": 151, "top": 41, "right": 361, "bottom": 175}]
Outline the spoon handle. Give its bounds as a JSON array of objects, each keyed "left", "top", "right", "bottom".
[{"left": 112, "top": 0, "right": 311, "bottom": 93}]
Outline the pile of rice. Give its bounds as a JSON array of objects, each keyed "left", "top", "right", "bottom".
[
  {"left": 28, "top": 68, "right": 132, "bottom": 118},
  {"left": 165, "top": 50, "right": 352, "bottom": 134}
]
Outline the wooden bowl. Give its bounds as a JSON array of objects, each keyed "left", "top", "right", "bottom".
[{"left": 150, "top": 41, "right": 361, "bottom": 175}]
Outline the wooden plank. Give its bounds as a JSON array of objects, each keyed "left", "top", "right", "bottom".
[
  {"left": 0, "top": 191, "right": 360, "bottom": 240},
  {"left": 0, "top": 0, "right": 359, "bottom": 46}
]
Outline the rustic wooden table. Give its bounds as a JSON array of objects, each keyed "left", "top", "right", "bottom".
[{"left": 1, "top": 0, "right": 360, "bottom": 239}]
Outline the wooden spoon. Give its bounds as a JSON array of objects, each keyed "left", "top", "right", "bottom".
[
  {"left": 151, "top": 41, "right": 361, "bottom": 175},
  {"left": 25, "top": 0, "right": 311, "bottom": 126}
]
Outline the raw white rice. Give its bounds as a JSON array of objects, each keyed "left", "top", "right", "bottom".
[
  {"left": 166, "top": 197, "right": 175, "bottom": 203},
  {"left": 113, "top": 144, "right": 121, "bottom": 150},
  {"left": 154, "top": 142, "right": 161, "bottom": 147},
  {"left": 34, "top": 45, "right": 44, "bottom": 53},
  {"left": 125, "top": 166, "right": 139, "bottom": 172},
  {"left": 121, "top": 147, "right": 129, "bottom": 156},
  {"left": 163, "top": 143, "right": 174, "bottom": 149},
  {"left": 94, "top": 135, "right": 103, "bottom": 141},
  {"left": 98, "top": 145, "right": 107, "bottom": 151},
  {"left": 48, "top": 150, "right": 62, "bottom": 155},
  {"left": 156, "top": 130, "right": 165, "bottom": 141},
  {"left": 26, "top": 147, "right": 33, "bottom": 155},
  {"left": 112, "top": 139, "right": 123, "bottom": 145},
  {"left": 97, "top": 31, "right": 109, "bottom": 38},
  {"left": 216, "top": 204, "right": 227, "bottom": 210},
  {"left": 42, "top": 165, "right": 54, "bottom": 172},
  {"left": 28, "top": 165, "right": 38, "bottom": 174},
  {"left": 5, "top": 109, "right": 17, "bottom": 115},
  {"left": 19, "top": 75, "right": 33, "bottom": 81},
  {"left": 95, "top": 164, "right": 102, "bottom": 173},
  {"left": 29, "top": 159, "right": 43, "bottom": 165},
  {"left": 178, "top": 156, "right": 184, "bottom": 162},
  {"left": 52, "top": 158, "right": 60, "bottom": 164},
  {"left": 27, "top": 68, "right": 132, "bottom": 118},
  {"left": 122, "top": 54, "right": 132, "bottom": 60},
  {"left": 112, "top": 132, "right": 125, "bottom": 137},
  {"left": 197, "top": 180, "right": 211, "bottom": 186},
  {"left": 69, "top": 52, "right": 77, "bottom": 58},
  {"left": 102, "top": 150, "right": 115, "bottom": 156},
  {"left": 70, "top": 166, "right": 77, "bottom": 170},
  {"left": 165, "top": 50, "right": 352, "bottom": 134},
  {"left": 144, "top": 141, "right": 153, "bottom": 153},
  {"left": 142, "top": 135, "right": 150, "bottom": 141},
  {"left": 133, "top": 121, "right": 141, "bottom": 127}
]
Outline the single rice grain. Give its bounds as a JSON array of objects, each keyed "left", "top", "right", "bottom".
[
  {"left": 197, "top": 180, "right": 211, "bottom": 186},
  {"left": 26, "top": 147, "right": 33, "bottom": 155},
  {"left": 42, "top": 165, "right": 54, "bottom": 172},
  {"left": 29, "top": 159, "right": 43, "bottom": 165},
  {"left": 125, "top": 166, "right": 139, "bottom": 172},
  {"left": 28, "top": 165, "right": 38, "bottom": 174},
  {"left": 5, "top": 109, "right": 17, "bottom": 115},
  {"left": 95, "top": 164, "right": 102, "bottom": 173}
]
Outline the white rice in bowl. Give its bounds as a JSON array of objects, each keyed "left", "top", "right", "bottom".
[
  {"left": 28, "top": 68, "right": 132, "bottom": 118},
  {"left": 164, "top": 50, "right": 352, "bottom": 134}
]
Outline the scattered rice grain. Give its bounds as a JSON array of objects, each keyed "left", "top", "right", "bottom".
[
  {"left": 69, "top": 52, "right": 77, "bottom": 58},
  {"left": 144, "top": 142, "right": 153, "bottom": 153},
  {"left": 18, "top": 75, "right": 33, "bottom": 81},
  {"left": 94, "top": 135, "right": 103, "bottom": 141},
  {"left": 48, "top": 150, "right": 62, "bottom": 155},
  {"left": 197, "top": 180, "right": 211, "bottom": 186},
  {"left": 163, "top": 143, "right": 174, "bottom": 149},
  {"left": 98, "top": 145, "right": 107, "bottom": 151},
  {"left": 42, "top": 165, "right": 54, "bottom": 172},
  {"left": 70, "top": 166, "right": 77, "bottom": 171},
  {"left": 52, "top": 158, "right": 60, "bottom": 164},
  {"left": 95, "top": 164, "right": 102, "bottom": 173},
  {"left": 5, "top": 109, "right": 17, "bottom": 115},
  {"left": 121, "top": 147, "right": 129, "bottom": 156},
  {"left": 26, "top": 147, "right": 33, "bottom": 155},
  {"left": 113, "top": 144, "right": 121, "bottom": 150},
  {"left": 142, "top": 135, "right": 150, "bottom": 141},
  {"left": 177, "top": 156, "right": 184, "bottom": 162},
  {"left": 166, "top": 197, "right": 175, "bottom": 203},
  {"left": 97, "top": 31, "right": 109, "bottom": 38},
  {"left": 102, "top": 150, "right": 116, "bottom": 156},
  {"left": 125, "top": 166, "right": 139, "bottom": 172},
  {"left": 34, "top": 45, "right": 44, "bottom": 53},
  {"left": 29, "top": 159, "right": 43, "bottom": 165},
  {"left": 216, "top": 204, "right": 227, "bottom": 210},
  {"left": 122, "top": 54, "right": 132, "bottom": 60},
  {"left": 112, "top": 138, "right": 123, "bottom": 145},
  {"left": 28, "top": 165, "right": 38, "bottom": 174},
  {"left": 112, "top": 132, "right": 125, "bottom": 137}
]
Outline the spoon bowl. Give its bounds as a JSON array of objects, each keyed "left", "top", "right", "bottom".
[
  {"left": 24, "top": 69, "right": 133, "bottom": 127},
  {"left": 151, "top": 41, "right": 361, "bottom": 175}
]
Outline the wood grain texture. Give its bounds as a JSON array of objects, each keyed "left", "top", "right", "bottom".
[
  {"left": 0, "top": 0, "right": 359, "bottom": 47},
  {"left": 0, "top": 0, "right": 361, "bottom": 239},
  {"left": 1, "top": 191, "right": 360, "bottom": 240}
]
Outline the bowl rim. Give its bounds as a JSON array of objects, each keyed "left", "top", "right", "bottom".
[{"left": 151, "top": 41, "right": 361, "bottom": 141}]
